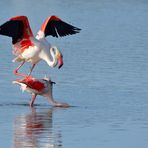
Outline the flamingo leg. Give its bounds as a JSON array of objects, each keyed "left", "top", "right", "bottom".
[
  {"left": 28, "top": 64, "right": 36, "bottom": 76},
  {"left": 13, "top": 61, "right": 26, "bottom": 77},
  {"left": 30, "top": 94, "right": 37, "bottom": 107}
]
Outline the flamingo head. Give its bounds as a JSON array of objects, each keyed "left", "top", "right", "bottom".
[
  {"left": 43, "top": 75, "right": 56, "bottom": 85},
  {"left": 51, "top": 47, "right": 63, "bottom": 69}
]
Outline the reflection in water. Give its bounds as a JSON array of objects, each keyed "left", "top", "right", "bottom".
[{"left": 13, "top": 108, "right": 62, "bottom": 148}]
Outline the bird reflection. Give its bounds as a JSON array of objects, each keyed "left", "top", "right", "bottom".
[{"left": 13, "top": 108, "right": 62, "bottom": 148}]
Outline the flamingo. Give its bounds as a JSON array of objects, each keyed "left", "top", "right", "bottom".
[
  {"left": 13, "top": 76, "right": 70, "bottom": 107},
  {"left": 0, "top": 15, "right": 81, "bottom": 76}
]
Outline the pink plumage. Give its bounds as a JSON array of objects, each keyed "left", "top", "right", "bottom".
[{"left": 13, "top": 76, "right": 69, "bottom": 107}]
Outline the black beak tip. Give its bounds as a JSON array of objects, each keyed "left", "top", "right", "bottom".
[
  {"left": 58, "top": 64, "right": 63, "bottom": 69},
  {"left": 51, "top": 81, "right": 56, "bottom": 84}
]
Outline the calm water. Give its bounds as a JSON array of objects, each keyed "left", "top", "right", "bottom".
[{"left": 0, "top": 0, "right": 148, "bottom": 147}]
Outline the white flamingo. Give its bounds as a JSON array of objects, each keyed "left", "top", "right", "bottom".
[{"left": 0, "top": 15, "right": 81, "bottom": 76}]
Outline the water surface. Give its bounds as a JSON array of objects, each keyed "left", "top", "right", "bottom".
[{"left": 0, "top": 0, "right": 148, "bottom": 148}]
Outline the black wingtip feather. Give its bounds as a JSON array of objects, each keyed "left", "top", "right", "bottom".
[
  {"left": 45, "top": 19, "right": 81, "bottom": 38},
  {"left": 0, "top": 20, "right": 24, "bottom": 44}
]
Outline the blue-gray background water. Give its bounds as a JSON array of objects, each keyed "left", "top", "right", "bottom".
[{"left": 0, "top": 0, "right": 148, "bottom": 147}]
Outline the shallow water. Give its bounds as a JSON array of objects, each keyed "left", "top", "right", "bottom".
[{"left": 0, "top": 0, "right": 148, "bottom": 148}]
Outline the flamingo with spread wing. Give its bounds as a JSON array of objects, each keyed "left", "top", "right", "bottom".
[{"left": 0, "top": 16, "right": 81, "bottom": 76}]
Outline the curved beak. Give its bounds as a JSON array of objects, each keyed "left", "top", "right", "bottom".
[{"left": 58, "top": 55, "right": 63, "bottom": 69}]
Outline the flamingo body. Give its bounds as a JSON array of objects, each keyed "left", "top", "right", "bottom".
[
  {"left": 0, "top": 15, "right": 81, "bottom": 76},
  {"left": 13, "top": 76, "right": 69, "bottom": 107}
]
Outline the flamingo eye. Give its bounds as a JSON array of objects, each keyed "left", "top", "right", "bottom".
[{"left": 51, "top": 47, "right": 56, "bottom": 54}]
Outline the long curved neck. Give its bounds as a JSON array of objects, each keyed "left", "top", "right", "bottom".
[
  {"left": 41, "top": 47, "right": 58, "bottom": 68},
  {"left": 47, "top": 92, "right": 70, "bottom": 107},
  {"left": 45, "top": 82, "right": 70, "bottom": 107},
  {"left": 44, "top": 84, "right": 56, "bottom": 105}
]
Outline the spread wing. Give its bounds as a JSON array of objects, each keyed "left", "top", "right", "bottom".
[
  {"left": 0, "top": 16, "right": 33, "bottom": 44},
  {"left": 37, "top": 16, "right": 81, "bottom": 38}
]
